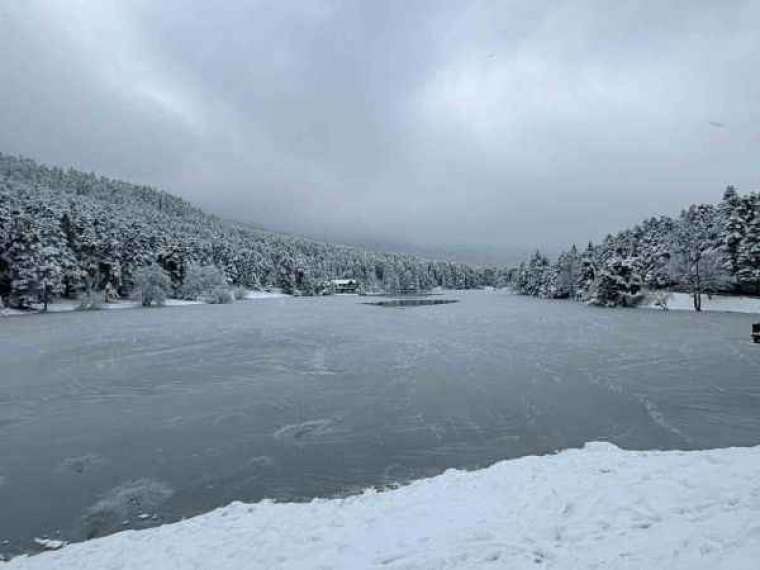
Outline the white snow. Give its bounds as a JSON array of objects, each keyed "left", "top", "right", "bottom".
[
  {"left": 0, "top": 307, "right": 26, "bottom": 317},
  {"left": 244, "top": 290, "right": 288, "bottom": 300},
  {"left": 5, "top": 442, "right": 760, "bottom": 569},
  {"left": 640, "top": 291, "right": 760, "bottom": 314},
  {"left": 1, "top": 292, "right": 288, "bottom": 317},
  {"left": 30, "top": 540, "right": 65, "bottom": 552},
  {"left": 1, "top": 298, "right": 216, "bottom": 316},
  {"left": 162, "top": 299, "right": 205, "bottom": 307}
]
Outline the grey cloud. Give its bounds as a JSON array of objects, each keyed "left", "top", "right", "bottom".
[{"left": 1, "top": 1, "right": 759, "bottom": 262}]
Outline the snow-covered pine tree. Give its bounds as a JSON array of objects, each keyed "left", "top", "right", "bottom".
[
  {"left": 720, "top": 185, "right": 744, "bottom": 279},
  {"left": 735, "top": 194, "right": 760, "bottom": 294},
  {"left": 575, "top": 242, "right": 598, "bottom": 301},
  {"left": 2, "top": 214, "right": 44, "bottom": 308},
  {"left": 586, "top": 256, "right": 643, "bottom": 307}
]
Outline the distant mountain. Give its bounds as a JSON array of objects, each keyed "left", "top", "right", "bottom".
[
  {"left": 0, "top": 153, "right": 502, "bottom": 309},
  {"left": 327, "top": 238, "right": 532, "bottom": 268}
]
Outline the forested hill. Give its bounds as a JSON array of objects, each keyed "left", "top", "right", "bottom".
[
  {"left": 0, "top": 153, "right": 496, "bottom": 309},
  {"left": 510, "top": 186, "right": 760, "bottom": 307}
]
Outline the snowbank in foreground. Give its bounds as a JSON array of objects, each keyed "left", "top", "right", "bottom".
[
  {"left": 6, "top": 443, "right": 760, "bottom": 569},
  {"left": 640, "top": 291, "right": 760, "bottom": 315}
]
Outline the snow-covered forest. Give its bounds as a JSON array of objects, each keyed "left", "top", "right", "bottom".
[
  {"left": 0, "top": 154, "right": 495, "bottom": 309},
  {"left": 510, "top": 186, "right": 760, "bottom": 309},
  {"left": 4, "top": 152, "right": 757, "bottom": 313}
]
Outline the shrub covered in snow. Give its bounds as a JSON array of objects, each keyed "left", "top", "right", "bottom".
[
  {"left": 177, "top": 264, "right": 228, "bottom": 301},
  {"left": 76, "top": 289, "right": 103, "bottom": 311},
  {"left": 203, "top": 286, "right": 234, "bottom": 304},
  {"left": 133, "top": 265, "right": 171, "bottom": 307}
]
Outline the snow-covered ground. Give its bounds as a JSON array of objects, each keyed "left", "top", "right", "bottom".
[
  {"left": 640, "top": 291, "right": 760, "bottom": 314},
  {"left": 0, "top": 306, "right": 26, "bottom": 317},
  {"left": 0, "top": 291, "right": 288, "bottom": 317},
  {"left": 5, "top": 442, "right": 760, "bottom": 569},
  {"left": 1, "top": 299, "right": 205, "bottom": 315},
  {"left": 244, "top": 290, "right": 288, "bottom": 300}
]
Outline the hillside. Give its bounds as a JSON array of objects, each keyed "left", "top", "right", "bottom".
[{"left": 0, "top": 154, "right": 494, "bottom": 309}]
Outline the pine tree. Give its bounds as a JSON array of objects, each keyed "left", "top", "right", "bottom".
[
  {"left": 575, "top": 242, "right": 597, "bottom": 301},
  {"left": 735, "top": 195, "right": 760, "bottom": 293},
  {"left": 2, "top": 214, "right": 44, "bottom": 308},
  {"left": 721, "top": 185, "right": 743, "bottom": 278},
  {"left": 587, "top": 256, "right": 643, "bottom": 307}
]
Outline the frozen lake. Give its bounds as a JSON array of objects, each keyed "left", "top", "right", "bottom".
[{"left": 1, "top": 290, "right": 760, "bottom": 554}]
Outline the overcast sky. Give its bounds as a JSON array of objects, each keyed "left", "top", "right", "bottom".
[{"left": 1, "top": 1, "right": 759, "bottom": 261}]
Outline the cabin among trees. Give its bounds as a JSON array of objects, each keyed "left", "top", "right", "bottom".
[
  {"left": 330, "top": 279, "right": 359, "bottom": 294},
  {"left": 0, "top": 154, "right": 499, "bottom": 309}
]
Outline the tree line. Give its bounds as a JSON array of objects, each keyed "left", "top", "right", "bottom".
[
  {"left": 509, "top": 186, "right": 760, "bottom": 310},
  {"left": 0, "top": 153, "right": 498, "bottom": 309}
]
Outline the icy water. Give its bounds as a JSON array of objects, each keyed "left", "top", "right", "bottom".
[{"left": 2, "top": 291, "right": 760, "bottom": 555}]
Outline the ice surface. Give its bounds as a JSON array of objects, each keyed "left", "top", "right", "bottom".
[
  {"left": 81, "top": 479, "right": 174, "bottom": 539},
  {"left": 1, "top": 291, "right": 759, "bottom": 555}
]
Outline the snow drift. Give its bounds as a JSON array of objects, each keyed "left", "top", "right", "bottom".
[
  {"left": 640, "top": 291, "right": 760, "bottom": 314},
  {"left": 5, "top": 442, "right": 760, "bottom": 569}
]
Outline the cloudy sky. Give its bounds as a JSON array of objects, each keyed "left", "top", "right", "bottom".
[{"left": 1, "top": 1, "right": 759, "bottom": 261}]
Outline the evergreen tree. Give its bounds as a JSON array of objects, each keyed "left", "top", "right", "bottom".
[
  {"left": 2, "top": 214, "right": 44, "bottom": 308},
  {"left": 735, "top": 195, "right": 760, "bottom": 293},
  {"left": 587, "top": 256, "right": 643, "bottom": 307}
]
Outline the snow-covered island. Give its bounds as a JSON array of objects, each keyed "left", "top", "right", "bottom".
[{"left": 4, "top": 442, "right": 760, "bottom": 569}]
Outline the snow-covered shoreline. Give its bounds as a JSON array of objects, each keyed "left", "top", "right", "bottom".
[
  {"left": 243, "top": 290, "right": 288, "bottom": 300},
  {"left": 639, "top": 291, "right": 760, "bottom": 315},
  {"left": 5, "top": 442, "right": 760, "bottom": 569},
  {"left": 0, "top": 291, "right": 288, "bottom": 317}
]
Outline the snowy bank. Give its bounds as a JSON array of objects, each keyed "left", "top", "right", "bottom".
[
  {"left": 640, "top": 292, "right": 760, "bottom": 315},
  {"left": 0, "top": 292, "right": 291, "bottom": 318},
  {"left": 244, "top": 290, "right": 288, "bottom": 300},
  {"left": 5, "top": 443, "right": 760, "bottom": 569},
  {"left": 0, "top": 299, "right": 206, "bottom": 316}
]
